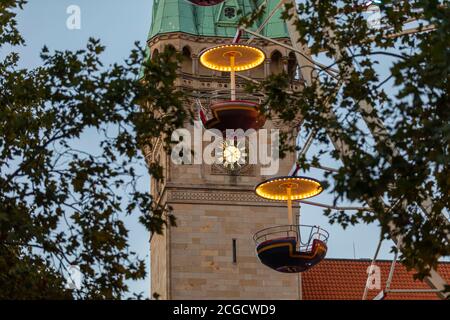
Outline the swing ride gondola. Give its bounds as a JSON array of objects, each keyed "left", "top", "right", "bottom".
[
  {"left": 254, "top": 176, "right": 329, "bottom": 273},
  {"left": 198, "top": 44, "right": 266, "bottom": 133}
]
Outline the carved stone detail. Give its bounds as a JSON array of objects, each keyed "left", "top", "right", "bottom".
[
  {"left": 165, "top": 188, "right": 298, "bottom": 208},
  {"left": 211, "top": 163, "right": 256, "bottom": 176},
  {"left": 167, "top": 189, "right": 271, "bottom": 204}
]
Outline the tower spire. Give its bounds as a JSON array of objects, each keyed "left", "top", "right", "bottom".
[
  {"left": 148, "top": 0, "right": 198, "bottom": 40},
  {"left": 148, "top": 0, "right": 289, "bottom": 41}
]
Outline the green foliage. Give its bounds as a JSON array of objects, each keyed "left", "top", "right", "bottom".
[
  {"left": 0, "top": 1, "right": 186, "bottom": 298},
  {"left": 248, "top": 0, "right": 449, "bottom": 280},
  {"left": 1, "top": 0, "right": 449, "bottom": 298}
]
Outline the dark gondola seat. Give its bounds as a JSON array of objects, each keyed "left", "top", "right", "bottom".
[
  {"left": 256, "top": 236, "right": 327, "bottom": 273},
  {"left": 199, "top": 100, "right": 265, "bottom": 132}
]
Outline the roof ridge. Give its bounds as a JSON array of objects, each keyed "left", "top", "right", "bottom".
[{"left": 323, "top": 258, "right": 450, "bottom": 264}]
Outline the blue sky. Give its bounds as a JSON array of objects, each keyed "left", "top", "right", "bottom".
[
  {"left": 13, "top": 0, "right": 398, "bottom": 299},
  {"left": 15, "top": 0, "right": 154, "bottom": 298}
]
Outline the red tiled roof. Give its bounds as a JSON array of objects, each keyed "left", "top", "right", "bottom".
[{"left": 302, "top": 258, "right": 450, "bottom": 300}]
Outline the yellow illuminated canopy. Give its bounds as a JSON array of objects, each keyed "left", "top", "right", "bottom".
[
  {"left": 255, "top": 176, "right": 323, "bottom": 201},
  {"left": 199, "top": 44, "right": 265, "bottom": 72}
]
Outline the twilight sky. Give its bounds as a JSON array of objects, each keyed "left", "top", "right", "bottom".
[{"left": 13, "top": 0, "right": 399, "bottom": 298}]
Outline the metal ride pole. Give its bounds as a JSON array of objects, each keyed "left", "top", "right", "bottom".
[
  {"left": 288, "top": 129, "right": 316, "bottom": 176},
  {"left": 287, "top": 185, "right": 293, "bottom": 225},
  {"left": 230, "top": 55, "right": 236, "bottom": 100},
  {"left": 297, "top": 202, "right": 302, "bottom": 300},
  {"left": 385, "top": 245, "right": 399, "bottom": 292},
  {"left": 387, "top": 289, "right": 442, "bottom": 293},
  {"left": 242, "top": 28, "right": 339, "bottom": 78},
  {"left": 299, "top": 200, "right": 371, "bottom": 212},
  {"left": 247, "top": 0, "right": 286, "bottom": 45}
]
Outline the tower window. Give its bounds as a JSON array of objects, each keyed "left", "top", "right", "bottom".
[
  {"left": 232, "top": 238, "right": 237, "bottom": 263},
  {"left": 224, "top": 7, "right": 236, "bottom": 19}
]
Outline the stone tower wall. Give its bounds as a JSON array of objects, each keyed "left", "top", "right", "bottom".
[{"left": 148, "top": 32, "right": 304, "bottom": 300}]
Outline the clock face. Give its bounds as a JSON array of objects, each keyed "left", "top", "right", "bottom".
[
  {"left": 224, "top": 145, "right": 241, "bottom": 164},
  {"left": 217, "top": 139, "right": 247, "bottom": 170}
]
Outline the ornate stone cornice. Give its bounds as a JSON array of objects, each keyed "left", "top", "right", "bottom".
[
  {"left": 211, "top": 163, "right": 256, "bottom": 176},
  {"left": 164, "top": 185, "right": 299, "bottom": 208}
]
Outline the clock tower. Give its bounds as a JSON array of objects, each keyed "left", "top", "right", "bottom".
[{"left": 146, "top": 0, "right": 304, "bottom": 299}]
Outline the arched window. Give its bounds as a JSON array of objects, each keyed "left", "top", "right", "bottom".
[
  {"left": 181, "top": 46, "right": 192, "bottom": 74},
  {"left": 152, "top": 49, "right": 159, "bottom": 61},
  {"left": 287, "top": 52, "right": 299, "bottom": 80},
  {"left": 270, "top": 50, "right": 283, "bottom": 75},
  {"left": 165, "top": 45, "right": 177, "bottom": 63}
]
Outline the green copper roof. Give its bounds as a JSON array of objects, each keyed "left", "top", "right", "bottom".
[{"left": 148, "top": 0, "right": 289, "bottom": 40}]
